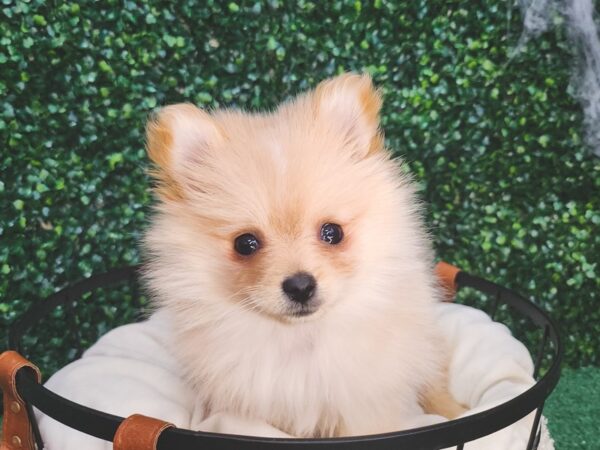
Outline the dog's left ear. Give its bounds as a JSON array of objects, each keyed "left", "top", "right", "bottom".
[{"left": 314, "top": 73, "right": 383, "bottom": 158}]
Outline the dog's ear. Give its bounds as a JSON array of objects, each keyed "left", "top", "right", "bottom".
[
  {"left": 314, "top": 73, "right": 384, "bottom": 158},
  {"left": 145, "top": 103, "right": 223, "bottom": 199}
]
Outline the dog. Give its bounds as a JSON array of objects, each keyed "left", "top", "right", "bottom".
[{"left": 142, "top": 73, "right": 464, "bottom": 438}]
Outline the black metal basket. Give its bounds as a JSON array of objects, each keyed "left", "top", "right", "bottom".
[{"left": 6, "top": 265, "right": 562, "bottom": 450}]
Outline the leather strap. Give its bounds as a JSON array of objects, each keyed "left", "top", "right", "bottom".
[
  {"left": 113, "top": 414, "right": 174, "bottom": 450},
  {"left": 0, "top": 351, "right": 42, "bottom": 450},
  {"left": 435, "top": 261, "right": 461, "bottom": 301}
]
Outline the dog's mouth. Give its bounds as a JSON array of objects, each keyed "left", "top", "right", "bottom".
[
  {"left": 288, "top": 307, "right": 317, "bottom": 317},
  {"left": 242, "top": 295, "right": 324, "bottom": 323},
  {"left": 283, "top": 300, "right": 322, "bottom": 319}
]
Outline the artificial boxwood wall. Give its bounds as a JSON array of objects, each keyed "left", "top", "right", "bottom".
[{"left": 1, "top": 0, "right": 599, "bottom": 369}]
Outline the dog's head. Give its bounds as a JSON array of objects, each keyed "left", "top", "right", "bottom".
[{"left": 144, "top": 74, "right": 430, "bottom": 324}]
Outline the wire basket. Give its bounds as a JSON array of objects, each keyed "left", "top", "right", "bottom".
[{"left": 4, "top": 264, "right": 562, "bottom": 450}]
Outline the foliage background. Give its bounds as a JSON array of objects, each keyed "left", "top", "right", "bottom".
[{"left": 1, "top": 0, "right": 599, "bottom": 370}]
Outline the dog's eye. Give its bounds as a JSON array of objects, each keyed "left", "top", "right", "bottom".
[
  {"left": 320, "top": 223, "right": 343, "bottom": 245},
  {"left": 234, "top": 233, "right": 260, "bottom": 256}
]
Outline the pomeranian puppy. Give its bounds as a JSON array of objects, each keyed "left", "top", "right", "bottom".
[{"left": 142, "top": 73, "right": 462, "bottom": 438}]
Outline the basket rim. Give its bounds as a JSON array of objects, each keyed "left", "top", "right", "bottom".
[{"left": 8, "top": 265, "right": 563, "bottom": 450}]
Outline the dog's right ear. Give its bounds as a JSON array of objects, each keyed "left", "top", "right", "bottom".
[{"left": 145, "top": 104, "right": 223, "bottom": 200}]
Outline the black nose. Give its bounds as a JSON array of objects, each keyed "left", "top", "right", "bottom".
[{"left": 282, "top": 272, "right": 317, "bottom": 304}]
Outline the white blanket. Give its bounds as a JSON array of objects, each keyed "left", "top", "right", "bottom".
[{"left": 36, "top": 303, "right": 554, "bottom": 449}]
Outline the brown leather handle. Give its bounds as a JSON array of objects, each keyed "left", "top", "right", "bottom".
[
  {"left": 435, "top": 261, "right": 461, "bottom": 301},
  {"left": 0, "top": 351, "right": 42, "bottom": 450},
  {"left": 113, "top": 414, "right": 174, "bottom": 450}
]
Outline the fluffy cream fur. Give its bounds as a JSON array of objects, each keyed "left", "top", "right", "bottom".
[{"left": 142, "top": 73, "right": 445, "bottom": 437}]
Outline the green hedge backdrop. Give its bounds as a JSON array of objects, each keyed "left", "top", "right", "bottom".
[{"left": 1, "top": 0, "right": 599, "bottom": 372}]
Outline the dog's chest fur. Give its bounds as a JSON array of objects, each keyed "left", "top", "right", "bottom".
[{"left": 175, "top": 305, "right": 438, "bottom": 438}]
